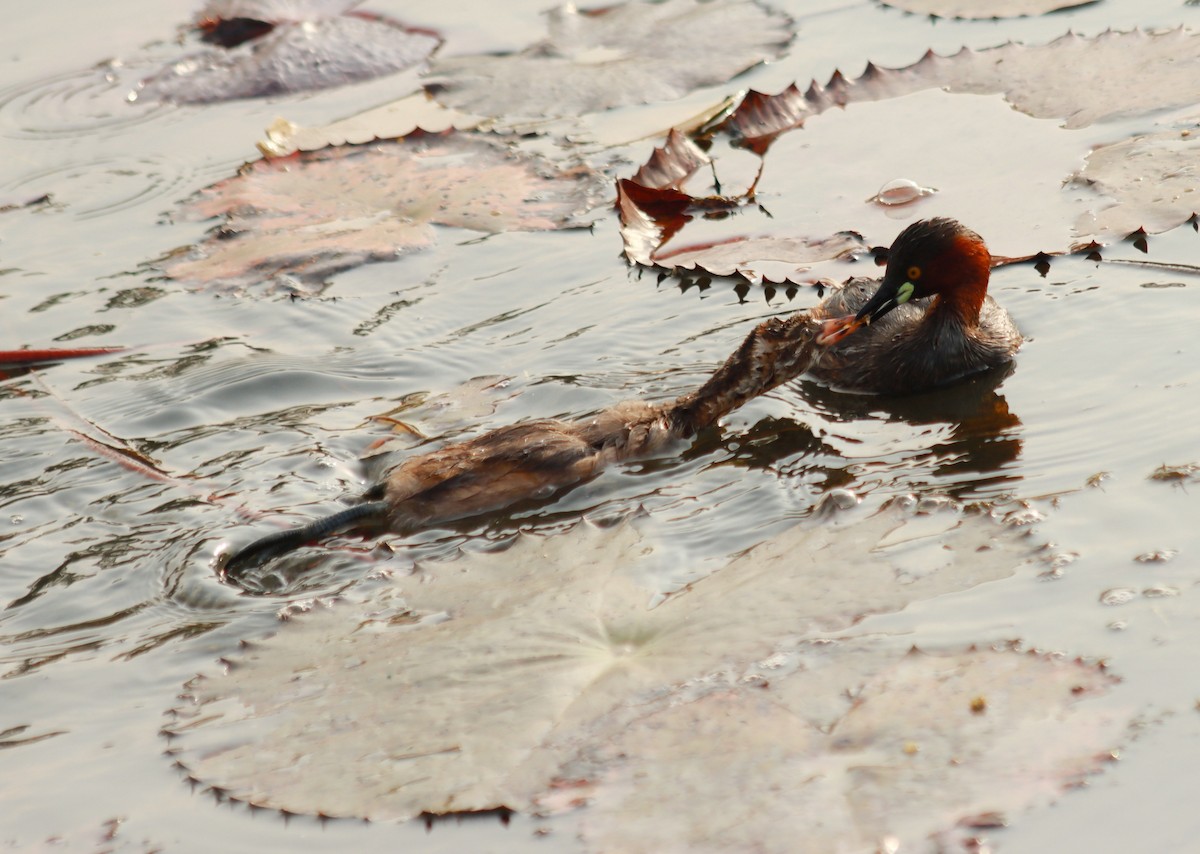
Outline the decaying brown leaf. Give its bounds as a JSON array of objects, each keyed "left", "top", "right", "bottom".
[
  {"left": 425, "top": 0, "right": 793, "bottom": 119},
  {"left": 159, "top": 131, "right": 608, "bottom": 293},
  {"left": 631, "top": 128, "right": 712, "bottom": 191}
]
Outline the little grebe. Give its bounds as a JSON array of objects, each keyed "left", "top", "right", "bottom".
[
  {"left": 223, "top": 310, "right": 827, "bottom": 573},
  {"left": 812, "top": 217, "right": 1022, "bottom": 393},
  {"left": 222, "top": 217, "right": 1019, "bottom": 573}
]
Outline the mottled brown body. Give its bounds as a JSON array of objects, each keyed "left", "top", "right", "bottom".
[{"left": 222, "top": 316, "right": 826, "bottom": 573}]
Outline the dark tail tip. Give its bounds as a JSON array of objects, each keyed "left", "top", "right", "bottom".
[{"left": 220, "top": 501, "right": 389, "bottom": 578}]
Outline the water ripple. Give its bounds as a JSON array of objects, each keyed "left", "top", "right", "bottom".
[
  {"left": 0, "top": 60, "right": 169, "bottom": 141},
  {"left": 1, "top": 152, "right": 209, "bottom": 221}
]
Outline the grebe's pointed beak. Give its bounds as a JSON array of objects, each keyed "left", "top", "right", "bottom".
[
  {"left": 815, "top": 315, "right": 865, "bottom": 347},
  {"left": 855, "top": 277, "right": 917, "bottom": 325}
]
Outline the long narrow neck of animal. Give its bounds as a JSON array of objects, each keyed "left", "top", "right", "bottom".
[{"left": 667, "top": 314, "right": 817, "bottom": 437}]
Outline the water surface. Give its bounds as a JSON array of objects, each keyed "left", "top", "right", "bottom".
[{"left": 3, "top": 0, "right": 1200, "bottom": 850}]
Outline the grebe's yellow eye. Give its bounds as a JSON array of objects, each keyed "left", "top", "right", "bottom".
[{"left": 907, "top": 265, "right": 922, "bottom": 281}]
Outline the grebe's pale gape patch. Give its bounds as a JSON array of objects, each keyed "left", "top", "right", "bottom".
[{"left": 222, "top": 218, "right": 1021, "bottom": 575}]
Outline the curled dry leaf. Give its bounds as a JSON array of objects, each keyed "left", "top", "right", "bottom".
[
  {"left": 135, "top": 7, "right": 439, "bottom": 103},
  {"left": 167, "top": 499, "right": 1044, "bottom": 822},
  {"left": 257, "top": 93, "right": 484, "bottom": 158},
  {"left": 631, "top": 128, "right": 712, "bottom": 191},
  {"left": 879, "top": 0, "right": 1095, "bottom": 19},
  {"left": 159, "top": 131, "right": 608, "bottom": 293},
  {"left": 425, "top": 0, "right": 793, "bottom": 119}
]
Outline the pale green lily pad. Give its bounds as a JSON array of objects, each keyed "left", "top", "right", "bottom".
[
  {"left": 168, "top": 500, "right": 1040, "bottom": 821},
  {"left": 425, "top": 0, "right": 793, "bottom": 119},
  {"left": 159, "top": 131, "right": 607, "bottom": 293},
  {"left": 565, "top": 641, "right": 1122, "bottom": 854}
]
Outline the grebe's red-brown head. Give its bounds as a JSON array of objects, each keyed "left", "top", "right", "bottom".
[{"left": 816, "top": 218, "right": 992, "bottom": 346}]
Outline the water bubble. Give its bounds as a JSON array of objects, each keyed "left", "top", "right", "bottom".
[{"left": 866, "top": 178, "right": 937, "bottom": 207}]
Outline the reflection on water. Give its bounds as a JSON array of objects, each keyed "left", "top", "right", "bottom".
[{"left": 801, "top": 363, "right": 1024, "bottom": 500}]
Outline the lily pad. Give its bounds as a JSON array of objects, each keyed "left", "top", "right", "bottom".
[
  {"left": 620, "top": 88, "right": 1086, "bottom": 279},
  {"left": 159, "top": 131, "right": 608, "bottom": 293},
  {"left": 135, "top": 6, "right": 439, "bottom": 103},
  {"left": 1072, "top": 129, "right": 1200, "bottom": 237},
  {"left": 564, "top": 641, "right": 1121, "bottom": 854},
  {"left": 725, "top": 29, "right": 1200, "bottom": 141},
  {"left": 878, "top": 0, "right": 1095, "bottom": 19},
  {"left": 618, "top": 29, "right": 1200, "bottom": 282},
  {"left": 425, "top": 0, "right": 793, "bottom": 119},
  {"left": 167, "top": 499, "right": 1043, "bottom": 822}
]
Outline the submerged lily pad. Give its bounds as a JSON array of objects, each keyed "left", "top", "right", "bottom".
[
  {"left": 167, "top": 500, "right": 1046, "bottom": 822},
  {"left": 135, "top": 5, "right": 439, "bottom": 103},
  {"left": 425, "top": 0, "right": 793, "bottom": 119},
  {"left": 159, "top": 131, "right": 608, "bottom": 293}
]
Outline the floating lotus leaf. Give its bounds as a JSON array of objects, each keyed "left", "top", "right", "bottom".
[
  {"left": 565, "top": 642, "right": 1122, "bottom": 854},
  {"left": 879, "top": 0, "right": 1094, "bottom": 19},
  {"left": 726, "top": 29, "right": 1200, "bottom": 141},
  {"left": 135, "top": 10, "right": 439, "bottom": 103},
  {"left": 167, "top": 500, "right": 1042, "bottom": 822},
  {"left": 618, "top": 29, "right": 1200, "bottom": 282},
  {"left": 620, "top": 89, "right": 1085, "bottom": 279},
  {"left": 159, "top": 131, "right": 608, "bottom": 293},
  {"left": 425, "top": 0, "right": 793, "bottom": 119},
  {"left": 1072, "top": 129, "right": 1200, "bottom": 237}
]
